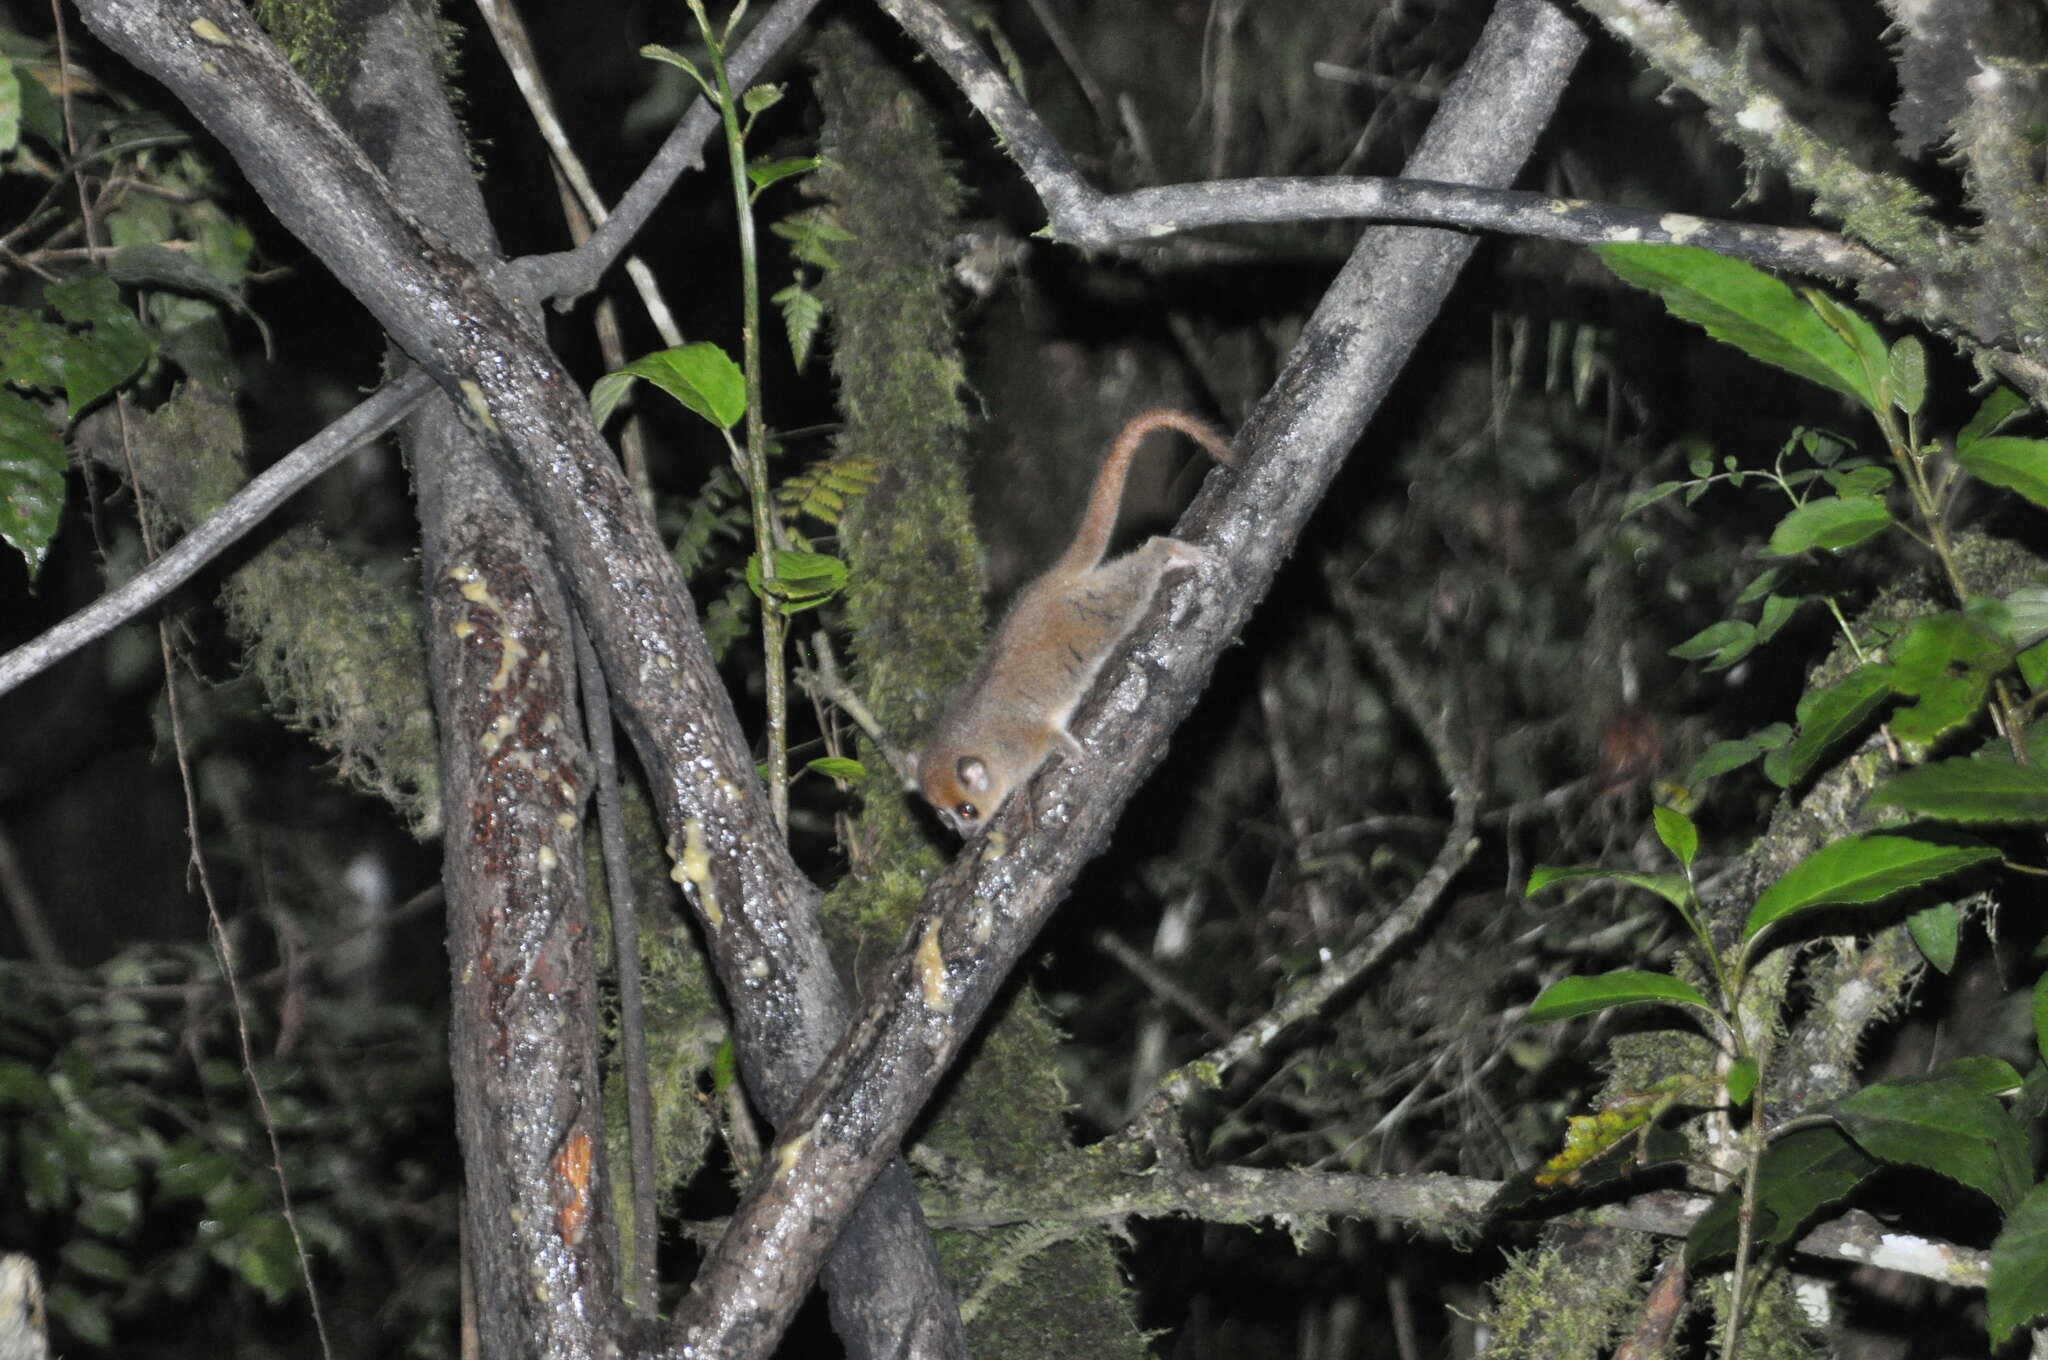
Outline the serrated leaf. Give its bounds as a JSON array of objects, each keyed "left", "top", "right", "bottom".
[
  {"left": 741, "top": 82, "right": 785, "bottom": 115},
  {"left": 614, "top": 342, "right": 746, "bottom": 430},
  {"left": 1669, "top": 619, "right": 1756, "bottom": 672},
  {"left": 1526, "top": 970, "right": 1712, "bottom": 1023},
  {"left": 1726, "top": 1056, "right": 1759, "bottom": 1107},
  {"left": 1525, "top": 864, "right": 1691, "bottom": 910},
  {"left": 1745, "top": 833, "right": 1998, "bottom": 943},
  {"left": 806, "top": 756, "right": 866, "bottom": 781},
  {"left": 1886, "top": 334, "right": 1926, "bottom": 417},
  {"left": 1653, "top": 805, "right": 1697, "bottom": 866},
  {"left": 771, "top": 208, "right": 857, "bottom": 271},
  {"left": 1595, "top": 245, "right": 1876, "bottom": 405},
  {"left": 1835, "top": 1070, "right": 2030, "bottom": 1211},
  {"left": 1490, "top": 1126, "right": 1690, "bottom": 1212},
  {"left": 1870, "top": 753, "right": 2048, "bottom": 824},
  {"left": 1687, "top": 1125, "right": 1879, "bottom": 1269},
  {"left": 1804, "top": 290, "right": 1890, "bottom": 403},
  {"left": 1989, "top": 1178, "right": 2048, "bottom": 1346},
  {"left": 747, "top": 154, "right": 817, "bottom": 193},
  {"left": 1960, "top": 386, "right": 2029, "bottom": 452},
  {"left": 640, "top": 42, "right": 713, "bottom": 95},
  {"left": 1906, "top": 901, "right": 1959, "bottom": 973},
  {"left": 1763, "top": 665, "right": 1894, "bottom": 788},
  {"left": 1888, "top": 613, "right": 2010, "bottom": 757},
  {"left": 1958, "top": 436, "right": 2048, "bottom": 512},
  {"left": 1767, "top": 495, "right": 1894, "bottom": 555}
]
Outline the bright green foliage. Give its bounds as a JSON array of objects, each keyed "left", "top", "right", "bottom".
[
  {"left": 1525, "top": 970, "right": 1711, "bottom": 1023},
  {"left": 0, "top": 390, "right": 62, "bottom": 577},
  {"left": 1761, "top": 664, "right": 1892, "bottom": 788},
  {"left": 777, "top": 451, "right": 879, "bottom": 525},
  {"left": 1988, "top": 1181, "right": 2048, "bottom": 1346},
  {"left": 1887, "top": 613, "right": 2011, "bottom": 755},
  {"left": 1527, "top": 863, "right": 1690, "bottom": 910},
  {"left": 1905, "top": 902, "right": 1960, "bottom": 972},
  {"left": 1653, "top": 804, "right": 1698, "bottom": 866},
  {"left": 1744, "top": 833, "right": 1997, "bottom": 945},
  {"left": 595, "top": 341, "right": 747, "bottom": 430},
  {"left": 1956, "top": 436, "right": 2048, "bottom": 511},
  {"left": 1766, "top": 493, "right": 1893, "bottom": 554},
  {"left": 1594, "top": 243, "right": 1877, "bottom": 405},
  {"left": 1872, "top": 753, "right": 2048, "bottom": 823}
]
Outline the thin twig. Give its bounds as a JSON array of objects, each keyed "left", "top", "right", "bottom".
[
  {"left": 573, "top": 619, "right": 659, "bottom": 1317},
  {"left": 0, "top": 368, "right": 432, "bottom": 697}
]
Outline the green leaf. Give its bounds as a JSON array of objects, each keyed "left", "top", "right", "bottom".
[
  {"left": 1959, "top": 386, "right": 2028, "bottom": 452},
  {"left": 1594, "top": 244, "right": 1876, "bottom": 405},
  {"left": 613, "top": 342, "right": 746, "bottom": 430},
  {"left": 1621, "top": 479, "right": 1689, "bottom": 518},
  {"left": 76, "top": 1186, "right": 140, "bottom": 1238},
  {"left": 1669, "top": 619, "right": 1755, "bottom": 672},
  {"left": 1735, "top": 567, "right": 1784, "bottom": 607},
  {"left": 1886, "top": 335, "right": 1926, "bottom": 416},
  {"left": 2036, "top": 973, "right": 2048, "bottom": 1065},
  {"left": 741, "top": 82, "right": 785, "bottom": 115},
  {"left": 1686, "top": 1126, "right": 1878, "bottom": 1268},
  {"left": 772, "top": 283, "right": 825, "bottom": 371},
  {"left": 1870, "top": 752, "right": 2048, "bottom": 824},
  {"left": 1888, "top": 613, "right": 2011, "bottom": 757},
  {"left": 640, "top": 42, "right": 714, "bottom": 96},
  {"left": 1525, "top": 970, "right": 1713, "bottom": 1023},
  {"left": 1763, "top": 665, "right": 1893, "bottom": 788},
  {"left": 1725, "top": 1056, "right": 1758, "bottom": 1107},
  {"left": 589, "top": 370, "right": 636, "bottom": 429},
  {"left": 1945, "top": 1054, "right": 2023, "bottom": 1095},
  {"left": 0, "top": 1057, "right": 51, "bottom": 1108},
  {"left": 747, "top": 154, "right": 819, "bottom": 194},
  {"left": 1525, "top": 864, "right": 1691, "bottom": 910},
  {"left": 61, "top": 1237, "right": 132, "bottom": 1283},
  {"left": 1804, "top": 290, "right": 1890, "bottom": 407},
  {"left": 0, "top": 389, "right": 66, "bottom": 579},
  {"left": 1755, "top": 592, "right": 1803, "bottom": 644},
  {"left": 1820, "top": 463, "right": 1894, "bottom": 498},
  {"left": 1905, "top": 901, "right": 1959, "bottom": 973},
  {"left": 47, "top": 272, "right": 155, "bottom": 417},
  {"left": 19, "top": 1125, "right": 67, "bottom": 1212},
  {"left": 1957, "top": 436, "right": 2048, "bottom": 512},
  {"left": 805, "top": 756, "right": 866, "bottom": 781},
  {"left": 1745, "top": 833, "right": 1998, "bottom": 944},
  {"left": 745, "top": 549, "right": 848, "bottom": 613},
  {"left": 1766, "top": 495, "right": 1894, "bottom": 555},
  {"left": 1686, "top": 724, "right": 1791, "bottom": 785},
  {"left": 1652, "top": 805, "right": 1697, "bottom": 867},
  {"left": 2005, "top": 586, "right": 2048, "bottom": 652},
  {"left": 1989, "top": 1178, "right": 2048, "bottom": 1346},
  {"left": 771, "top": 207, "right": 856, "bottom": 270},
  {"left": 1835, "top": 1070, "right": 2031, "bottom": 1211},
  {"left": 46, "top": 1283, "right": 111, "bottom": 1348},
  {"left": 0, "top": 64, "right": 19, "bottom": 154},
  {"left": 235, "top": 1214, "right": 301, "bottom": 1304}
]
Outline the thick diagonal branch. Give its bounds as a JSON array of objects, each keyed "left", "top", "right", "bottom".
[{"left": 658, "top": 2, "right": 1588, "bottom": 1355}]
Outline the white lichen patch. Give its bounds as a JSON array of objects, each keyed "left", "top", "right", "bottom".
[
  {"left": 1736, "top": 97, "right": 1784, "bottom": 134},
  {"left": 1659, "top": 213, "right": 1707, "bottom": 242},
  {"left": 537, "top": 845, "right": 558, "bottom": 878},
  {"left": 452, "top": 619, "right": 475, "bottom": 639},
  {"left": 978, "top": 829, "right": 1010, "bottom": 864},
  {"left": 556, "top": 812, "right": 578, "bottom": 831},
  {"left": 774, "top": 1131, "right": 810, "bottom": 1178}
]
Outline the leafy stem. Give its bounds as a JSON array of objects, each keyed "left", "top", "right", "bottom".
[{"left": 690, "top": 0, "right": 789, "bottom": 834}]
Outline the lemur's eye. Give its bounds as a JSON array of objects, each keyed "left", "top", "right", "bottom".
[{"left": 954, "top": 803, "right": 979, "bottom": 822}]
